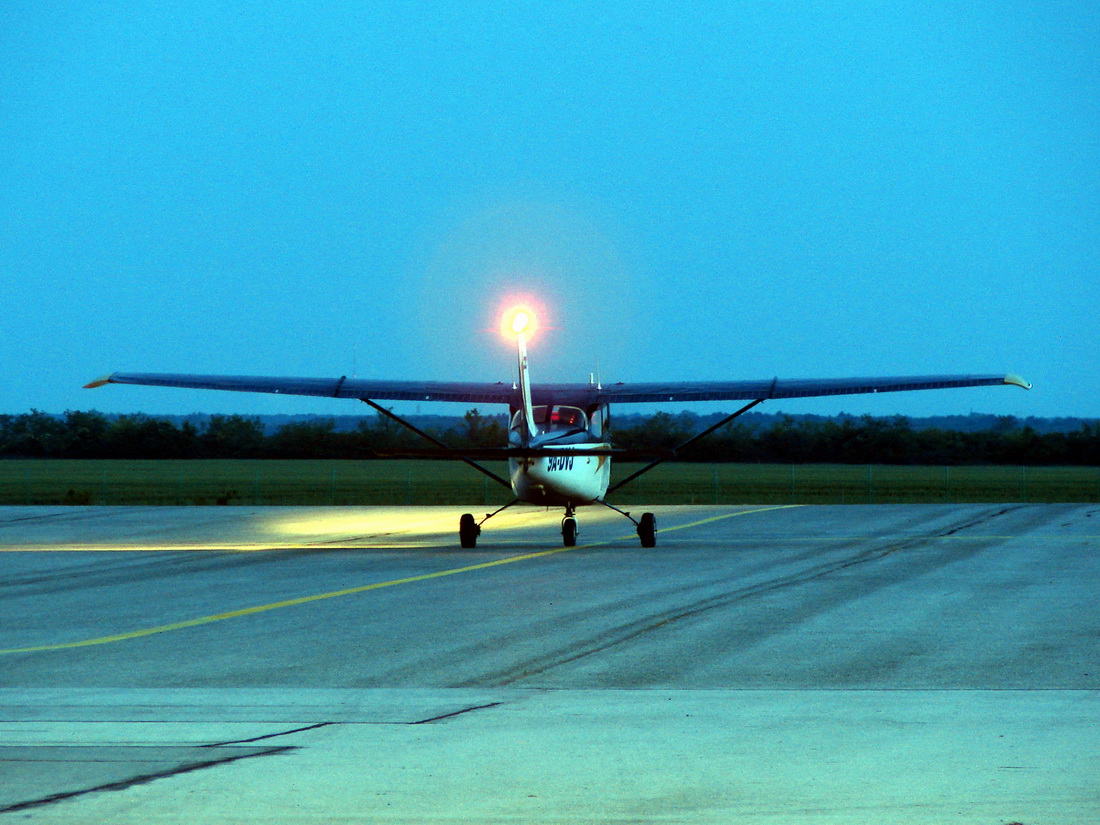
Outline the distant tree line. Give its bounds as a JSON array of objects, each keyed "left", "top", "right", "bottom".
[
  {"left": 0, "top": 410, "right": 502, "bottom": 460},
  {"left": 612, "top": 412, "right": 1100, "bottom": 466},
  {"left": 1, "top": 409, "right": 1098, "bottom": 465}
]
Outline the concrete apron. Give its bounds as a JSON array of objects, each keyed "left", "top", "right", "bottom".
[{"left": 2, "top": 687, "right": 1095, "bottom": 824}]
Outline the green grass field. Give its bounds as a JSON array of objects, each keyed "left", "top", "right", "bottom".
[{"left": 1, "top": 459, "right": 1098, "bottom": 505}]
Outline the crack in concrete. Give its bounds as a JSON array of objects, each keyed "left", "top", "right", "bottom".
[
  {"left": 0, "top": 745, "right": 293, "bottom": 814},
  {"left": 202, "top": 721, "right": 334, "bottom": 747},
  {"left": 409, "top": 701, "right": 502, "bottom": 725}
]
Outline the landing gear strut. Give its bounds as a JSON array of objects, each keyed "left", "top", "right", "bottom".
[
  {"left": 459, "top": 499, "right": 521, "bottom": 549},
  {"left": 595, "top": 500, "right": 657, "bottom": 548}
]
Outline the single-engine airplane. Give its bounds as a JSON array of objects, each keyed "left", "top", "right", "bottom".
[{"left": 86, "top": 305, "right": 1030, "bottom": 547}]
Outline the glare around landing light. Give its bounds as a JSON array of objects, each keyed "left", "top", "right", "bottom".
[
  {"left": 267, "top": 507, "right": 581, "bottom": 541},
  {"left": 270, "top": 511, "right": 453, "bottom": 537}
]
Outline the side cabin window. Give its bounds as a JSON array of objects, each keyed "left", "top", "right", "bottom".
[{"left": 510, "top": 405, "right": 588, "bottom": 434}]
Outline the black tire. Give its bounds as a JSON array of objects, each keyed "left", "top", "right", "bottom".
[
  {"left": 459, "top": 513, "right": 479, "bottom": 548},
  {"left": 562, "top": 517, "right": 577, "bottom": 547},
  {"left": 638, "top": 512, "right": 656, "bottom": 547}
]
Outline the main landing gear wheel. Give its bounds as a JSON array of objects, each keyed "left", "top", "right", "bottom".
[
  {"left": 637, "top": 512, "right": 656, "bottom": 547},
  {"left": 459, "top": 513, "right": 479, "bottom": 548},
  {"left": 562, "top": 517, "right": 577, "bottom": 547}
]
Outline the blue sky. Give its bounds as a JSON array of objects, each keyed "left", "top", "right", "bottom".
[{"left": 2, "top": 3, "right": 1096, "bottom": 419}]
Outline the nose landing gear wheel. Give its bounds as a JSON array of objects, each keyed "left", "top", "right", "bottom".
[
  {"left": 459, "top": 513, "right": 479, "bottom": 548},
  {"left": 637, "top": 512, "right": 656, "bottom": 547},
  {"left": 562, "top": 516, "right": 577, "bottom": 547}
]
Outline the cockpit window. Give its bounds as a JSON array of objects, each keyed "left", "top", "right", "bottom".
[
  {"left": 551, "top": 406, "right": 586, "bottom": 428},
  {"left": 511, "top": 405, "right": 588, "bottom": 432}
]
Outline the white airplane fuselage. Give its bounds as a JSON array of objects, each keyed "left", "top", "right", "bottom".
[{"left": 508, "top": 439, "right": 612, "bottom": 506}]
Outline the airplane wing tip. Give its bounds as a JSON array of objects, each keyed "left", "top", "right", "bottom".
[
  {"left": 83, "top": 373, "right": 115, "bottom": 389},
  {"left": 1004, "top": 373, "right": 1032, "bottom": 390}
]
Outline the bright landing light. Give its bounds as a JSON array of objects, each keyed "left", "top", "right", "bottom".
[{"left": 501, "top": 304, "right": 538, "bottom": 340}]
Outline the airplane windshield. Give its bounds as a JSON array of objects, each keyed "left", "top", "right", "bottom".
[
  {"left": 551, "top": 406, "right": 585, "bottom": 428},
  {"left": 510, "top": 406, "right": 588, "bottom": 433}
]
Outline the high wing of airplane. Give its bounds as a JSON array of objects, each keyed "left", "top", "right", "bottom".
[
  {"left": 83, "top": 371, "right": 1030, "bottom": 405},
  {"left": 86, "top": 306, "right": 1030, "bottom": 548}
]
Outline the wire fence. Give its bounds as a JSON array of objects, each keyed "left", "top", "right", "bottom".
[
  {"left": 612, "top": 463, "right": 1100, "bottom": 505},
  {"left": 2, "top": 460, "right": 1099, "bottom": 506}
]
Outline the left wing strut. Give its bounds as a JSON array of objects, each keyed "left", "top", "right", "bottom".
[{"left": 359, "top": 399, "right": 511, "bottom": 490}]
